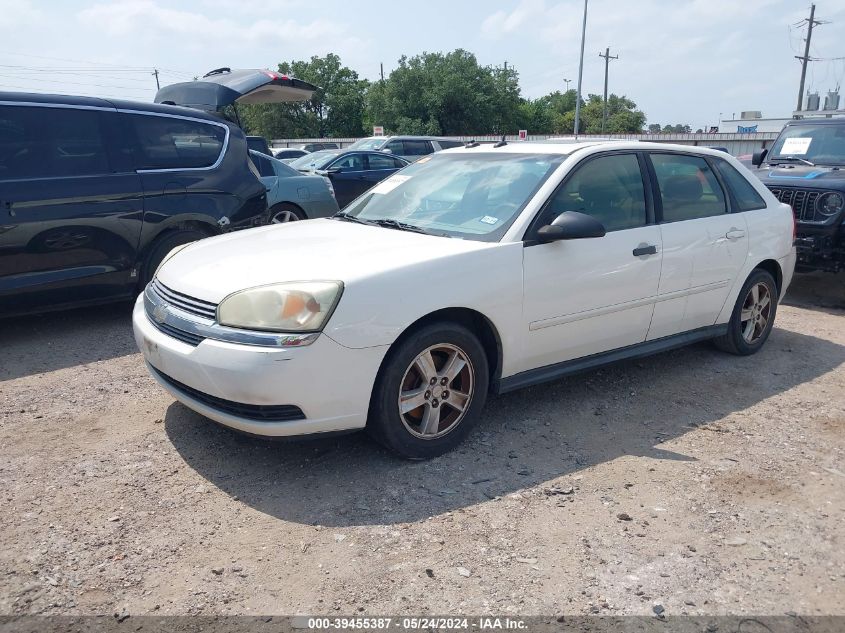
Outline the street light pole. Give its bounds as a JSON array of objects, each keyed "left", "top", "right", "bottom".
[{"left": 573, "top": 0, "right": 588, "bottom": 138}]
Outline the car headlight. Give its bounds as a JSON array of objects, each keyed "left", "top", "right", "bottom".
[
  {"left": 155, "top": 243, "right": 191, "bottom": 277},
  {"left": 217, "top": 281, "right": 343, "bottom": 332},
  {"left": 817, "top": 192, "right": 844, "bottom": 217}
]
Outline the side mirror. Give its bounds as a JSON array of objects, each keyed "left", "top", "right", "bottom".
[
  {"left": 323, "top": 167, "right": 342, "bottom": 175},
  {"left": 751, "top": 149, "right": 768, "bottom": 167},
  {"left": 537, "top": 211, "right": 606, "bottom": 242},
  {"left": 381, "top": 148, "right": 393, "bottom": 154}
]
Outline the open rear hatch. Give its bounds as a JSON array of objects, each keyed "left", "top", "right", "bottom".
[{"left": 154, "top": 68, "right": 317, "bottom": 113}]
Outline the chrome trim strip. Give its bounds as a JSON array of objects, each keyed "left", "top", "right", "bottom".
[
  {"left": 0, "top": 100, "right": 113, "bottom": 112},
  {"left": 529, "top": 280, "right": 730, "bottom": 331},
  {"left": 144, "top": 283, "right": 319, "bottom": 348},
  {"left": 0, "top": 101, "right": 230, "bottom": 173}
]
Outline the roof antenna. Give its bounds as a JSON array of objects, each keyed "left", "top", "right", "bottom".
[
  {"left": 464, "top": 139, "right": 480, "bottom": 148},
  {"left": 493, "top": 134, "right": 508, "bottom": 148}
]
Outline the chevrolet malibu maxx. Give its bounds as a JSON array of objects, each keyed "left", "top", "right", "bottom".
[{"left": 133, "top": 141, "right": 796, "bottom": 458}]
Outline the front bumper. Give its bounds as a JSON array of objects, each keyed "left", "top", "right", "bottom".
[{"left": 133, "top": 295, "right": 387, "bottom": 436}]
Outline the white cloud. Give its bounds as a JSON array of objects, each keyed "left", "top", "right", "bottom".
[{"left": 482, "top": 0, "right": 546, "bottom": 37}]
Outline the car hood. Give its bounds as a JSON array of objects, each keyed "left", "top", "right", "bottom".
[
  {"left": 756, "top": 164, "right": 845, "bottom": 187},
  {"left": 156, "top": 219, "right": 496, "bottom": 304},
  {"left": 155, "top": 68, "right": 317, "bottom": 113}
]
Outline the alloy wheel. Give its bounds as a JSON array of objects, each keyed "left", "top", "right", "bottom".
[
  {"left": 271, "top": 210, "right": 300, "bottom": 223},
  {"left": 398, "top": 343, "right": 475, "bottom": 439},
  {"left": 740, "top": 282, "right": 772, "bottom": 344}
]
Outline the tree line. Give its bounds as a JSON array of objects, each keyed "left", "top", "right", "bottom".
[{"left": 239, "top": 51, "right": 690, "bottom": 140}]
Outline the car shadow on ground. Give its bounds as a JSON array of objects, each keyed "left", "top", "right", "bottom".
[
  {"left": 165, "top": 327, "right": 845, "bottom": 527},
  {"left": 783, "top": 271, "right": 845, "bottom": 313},
  {"left": 0, "top": 301, "right": 137, "bottom": 382}
]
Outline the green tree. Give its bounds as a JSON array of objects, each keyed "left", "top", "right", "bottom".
[
  {"left": 364, "top": 50, "right": 524, "bottom": 135},
  {"left": 239, "top": 54, "right": 368, "bottom": 139}
]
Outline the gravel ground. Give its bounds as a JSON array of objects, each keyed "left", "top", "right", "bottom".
[{"left": 1, "top": 273, "right": 843, "bottom": 617}]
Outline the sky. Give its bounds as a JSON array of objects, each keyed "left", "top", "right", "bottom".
[{"left": 2, "top": 0, "right": 845, "bottom": 130}]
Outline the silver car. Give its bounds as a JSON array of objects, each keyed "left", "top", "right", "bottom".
[
  {"left": 249, "top": 150, "right": 339, "bottom": 223},
  {"left": 346, "top": 136, "right": 464, "bottom": 162}
]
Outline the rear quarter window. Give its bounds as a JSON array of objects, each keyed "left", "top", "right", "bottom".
[
  {"left": 712, "top": 158, "right": 767, "bottom": 211},
  {"left": 126, "top": 113, "right": 227, "bottom": 170}
]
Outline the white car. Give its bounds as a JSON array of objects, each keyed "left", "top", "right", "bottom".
[{"left": 133, "top": 141, "right": 796, "bottom": 459}]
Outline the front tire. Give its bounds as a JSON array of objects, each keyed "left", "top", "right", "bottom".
[
  {"left": 714, "top": 269, "right": 778, "bottom": 355},
  {"left": 142, "top": 229, "right": 207, "bottom": 287},
  {"left": 368, "top": 323, "right": 489, "bottom": 459}
]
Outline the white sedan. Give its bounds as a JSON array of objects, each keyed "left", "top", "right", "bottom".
[{"left": 133, "top": 141, "right": 796, "bottom": 459}]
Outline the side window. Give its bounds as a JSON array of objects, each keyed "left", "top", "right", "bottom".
[
  {"left": 332, "top": 154, "right": 365, "bottom": 171},
  {"left": 384, "top": 140, "right": 404, "bottom": 154},
  {"left": 392, "top": 157, "right": 408, "bottom": 168},
  {"left": 436, "top": 140, "right": 463, "bottom": 150},
  {"left": 712, "top": 158, "right": 766, "bottom": 211},
  {"left": 127, "top": 114, "right": 226, "bottom": 170},
  {"left": 367, "top": 153, "right": 400, "bottom": 170},
  {"left": 404, "top": 140, "right": 432, "bottom": 156},
  {"left": 651, "top": 153, "right": 727, "bottom": 222},
  {"left": 543, "top": 154, "right": 647, "bottom": 232},
  {"left": 251, "top": 153, "right": 274, "bottom": 178},
  {"left": 0, "top": 105, "right": 109, "bottom": 180}
]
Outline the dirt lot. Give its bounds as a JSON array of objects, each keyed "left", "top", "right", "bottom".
[{"left": 1, "top": 274, "right": 843, "bottom": 618}]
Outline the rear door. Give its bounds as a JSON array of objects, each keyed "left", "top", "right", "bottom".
[
  {"left": 0, "top": 104, "right": 144, "bottom": 314},
  {"left": 154, "top": 68, "right": 317, "bottom": 114},
  {"left": 521, "top": 152, "right": 662, "bottom": 371},
  {"left": 362, "top": 153, "right": 406, "bottom": 187},
  {"left": 646, "top": 152, "right": 749, "bottom": 339}
]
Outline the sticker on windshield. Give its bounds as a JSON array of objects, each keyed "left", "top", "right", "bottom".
[
  {"left": 480, "top": 215, "right": 499, "bottom": 225},
  {"left": 780, "top": 137, "right": 812, "bottom": 155},
  {"left": 370, "top": 174, "right": 411, "bottom": 195}
]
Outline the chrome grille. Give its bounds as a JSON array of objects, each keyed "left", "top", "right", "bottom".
[
  {"left": 768, "top": 187, "right": 823, "bottom": 223},
  {"left": 151, "top": 279, "right": 217, "bottom": 320}
]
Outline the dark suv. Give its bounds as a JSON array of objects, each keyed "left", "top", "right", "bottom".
[
  {"left": 0, "top": 92, "right": 268, "bottom": 316},
  {"left": 751, "top": 117, "right": 845, "bottom": 273}
]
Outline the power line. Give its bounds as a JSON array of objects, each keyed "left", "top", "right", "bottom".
[{"left": 0, "top": 73, "right": 152, "bottom": 91}]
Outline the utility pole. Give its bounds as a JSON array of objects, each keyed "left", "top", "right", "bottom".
[
  {"left": 563, "top": 77, "right": 572, "bottom": 92},
  {"left": 796, "top": 4, "right": 823, "bottom": 111},
  {"left": 598, "top": 47, "right": 618, "bottom": 134},
  {"left": 573, "top": 0, "right": 588, "bottom": 138},
  {"left": 504, "top": 60, "right": 508, "bottom": 71},
  {"left": 152, "top": 68, "right": 160, "bottom": 90},
  {"left": 380, "top": 63, "right": 384, "bottom": 81}
]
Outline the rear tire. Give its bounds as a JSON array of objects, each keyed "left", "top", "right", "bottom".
[
  {"left": 714, "top": 269, "right": 778, "bottom": 355},
  {"left": 368, "top": 322, "right": 489, "bottom": 459},
  {"left": 270, "top": 203, "right": 305, "bottom": 223},
  {"left": 141, "top": 229, "right": 207, "bottom": 287}
]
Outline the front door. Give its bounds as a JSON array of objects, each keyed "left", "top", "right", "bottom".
[
  {"left": 0, "top": 104, "right": 144, "bottom": 314},
  {"left": 327, "top": 153, "right": 368, "bottom": 207},
  {"left": 521, "top": 152, "right": 662, "bottom": 372}
]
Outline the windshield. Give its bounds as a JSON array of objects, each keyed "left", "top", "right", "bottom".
[
  {"left": 342, "top": 153, "right": 564, "bottom": 242},
  {"left": 288, "top": 150, "right": 340, "bottom": 171},
  {"left": 768, "top": 124, "right": 845, "bottom": 166},
  {"left": 347, "top": 137, "right": 386, "bottom": 151}
]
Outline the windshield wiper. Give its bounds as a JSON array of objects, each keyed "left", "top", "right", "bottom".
[
  {"left": 770, "top": 156, "right": 816, "bottom": 167},
  {"left": 332, "top": 211, "right": 377, "bottom": 225},
  {"left": 371, "top": 219, "right": 436, "bottom": 235}
]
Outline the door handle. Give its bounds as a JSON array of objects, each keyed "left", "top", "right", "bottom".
[
  {"left": 725, "top": 228, "right": 746, "bottom": 240},
  {"left": 632, "top": 244, "right": 658, "bottom": 257}
]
